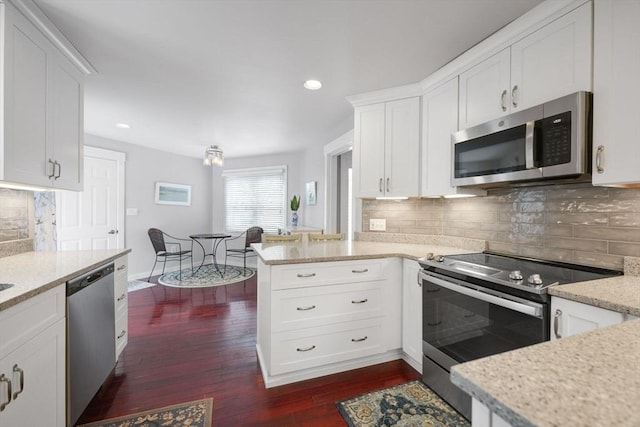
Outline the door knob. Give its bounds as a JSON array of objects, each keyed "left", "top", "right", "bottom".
[{"left": 108, "top": 230, "right": 119, "bottom": 235}]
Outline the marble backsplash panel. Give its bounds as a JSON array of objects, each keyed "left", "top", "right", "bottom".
[{"left": 362, "top": 183, "right": 640, "bottom": 270}]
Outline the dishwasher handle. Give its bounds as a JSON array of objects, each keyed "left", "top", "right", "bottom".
[{"left": 67, "top": 263, "right": 115, "bottom": 296}]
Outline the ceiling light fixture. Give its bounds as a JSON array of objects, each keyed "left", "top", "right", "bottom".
[
  {"left": 304, "top": 79, "right": 322, "bottom": 90},
  {"left": 115, "top": 123, "right": 130, "bottom": 129},
  {"left": 203, "top": 145, "right": 223, "bottom": 167}
]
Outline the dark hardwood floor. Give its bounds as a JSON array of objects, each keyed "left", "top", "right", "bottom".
[{"left": 77, "top": 274, "right": 420, "bottom": 426}]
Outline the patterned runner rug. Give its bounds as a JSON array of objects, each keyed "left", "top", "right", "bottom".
[
  {"left": 158, "top": 264, "right": 255, "bottom": 288},
  {"left": 336, "top": 380, "right": 469, "bottom": 427},
  {"left": 78, "top": 398, "right": 213, "bottom": 427}
]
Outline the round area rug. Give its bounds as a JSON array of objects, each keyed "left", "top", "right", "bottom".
[{"left": 158, "top": 264, "right": 255, "bottom": 288}]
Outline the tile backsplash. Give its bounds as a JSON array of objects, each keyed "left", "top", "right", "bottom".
[
  {"left": 0, "top": 189, "right": 31, "bottom": 241},
  {"left": 362, "top": 183, "right": 640, "bottom": 270},
  {"left": 0, "top": 189, "right": 34, "bottom": 257}
]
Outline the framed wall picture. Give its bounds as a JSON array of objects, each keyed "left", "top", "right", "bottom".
[
  {"left": 155, "top": 182, "right": 192, "bottom": 206},
  {"left": 306, "top": 181, "right": 317, "bottom": 206}
]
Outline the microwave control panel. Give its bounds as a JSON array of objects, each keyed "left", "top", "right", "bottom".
[{"left": 538, "top": 111, "right": 572, "bottom": 167}]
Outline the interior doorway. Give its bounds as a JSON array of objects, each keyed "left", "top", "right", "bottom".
[
  {"left": 56, "top": 146, "right": 126, "bottom": 250},
  {"left": 337, "top": 151, "right": 352, "bottom": 235},
  {"left": 323, "top": 130, "right": 356, "bottom": 237}
]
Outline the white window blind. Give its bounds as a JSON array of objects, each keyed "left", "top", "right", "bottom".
[{"left": 223, "top": 166, "right": 287, "bottom": 233}]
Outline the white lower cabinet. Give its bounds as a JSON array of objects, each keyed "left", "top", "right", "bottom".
[
  {"left": 550, "top": 296, "right": 631, "bottom": 340},
  {"left": 401, "top": 259, "right": 422, "bottom": 371},
  {"left": 113, "top": 255, "right": 128, "bottom": 360},
  {"left": 0, "top": 286, "right": 65, "bottom": 427},
  {"left": 257, "top": 258, "right": 402, "bottom": 387}
]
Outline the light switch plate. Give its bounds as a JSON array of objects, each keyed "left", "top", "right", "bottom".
[
  {"left": 369, "top": 218, "right": 386, "bottom": 231},
  {"left": 126, "top": 208, "right": 138, "bottom": 216}
]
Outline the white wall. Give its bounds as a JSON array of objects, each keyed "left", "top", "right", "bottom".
[
  {"left": 85, "top": 134, "right": 213, "bottom": 279},
  {"left": 300, "top": 143, "right": 326, "bottom": 229}
]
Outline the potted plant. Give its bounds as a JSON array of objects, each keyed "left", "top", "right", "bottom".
[{"left": 290, "top": 195, "right": 300, "bottom": 227}]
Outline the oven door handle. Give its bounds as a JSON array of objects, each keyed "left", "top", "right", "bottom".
[{"left": 421, "top": 272, "right": 543, "bottom": 318}]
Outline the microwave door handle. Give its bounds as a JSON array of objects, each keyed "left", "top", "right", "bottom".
[
  {"left": 525, "top": 121, "right": 536, "bottom": 169},
  {"left": 420, "top": 272, "right": 542, "bottom": 318}
]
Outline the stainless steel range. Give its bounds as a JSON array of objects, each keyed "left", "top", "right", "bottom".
[{"left": 418, "top": 251, "right": 621, "bottom": 420}]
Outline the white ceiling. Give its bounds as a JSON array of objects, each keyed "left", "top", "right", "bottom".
[{"left": 34, "top": 0, "right": 543, "bottom": 160}]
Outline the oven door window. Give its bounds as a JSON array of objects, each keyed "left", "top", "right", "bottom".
[
  {"left": 422, "top": 278, "right": 545, "bottom": 364},
  {"left": 454, "top": 125, "right": 527, "bottom": 178}
]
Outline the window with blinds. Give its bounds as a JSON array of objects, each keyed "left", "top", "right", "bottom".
[{"left": 223, "top": 166, "right": 287, "bottom": 233}]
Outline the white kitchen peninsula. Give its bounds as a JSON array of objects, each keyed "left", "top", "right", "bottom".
[{"left": 252, "top": 239, "right": 483, "bottom": 388}]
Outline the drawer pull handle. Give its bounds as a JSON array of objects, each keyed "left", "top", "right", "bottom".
[
  {"left": 554, "top": 309, "right": 562, "bottom": 339},
  {"left": 296, "top": 305, "right": 316, "bottom": 311},
  {"left": 352, "top": 269, "right": 369, "bottom": 273},
  {"left": 351, "top": 336, "right": 368, "bottom": 343},
  {"left": 0, "top": 374, "right": 12, "bottom": 411},
  {"left": 117, "top": 330, "right": 127, "bottom": 340},
  {"left": 117, "top": 265, "right": 126, "bottom": 271},
  {"left": 351, "top": 299, "right": 368, "bottom": 304},
  {"left": 296, "top": 345, "right": 316, "bottom": 352},
  {"left": 117, "top": 293, "right": 126, "bottom": 302},
  {"left": 297, "top": 273, "right": 316, "bottom": 278},
  {"left": 12, "top": 365, "right": 24, "bottom": 400}
]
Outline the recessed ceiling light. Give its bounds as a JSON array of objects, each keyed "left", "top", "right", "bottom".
[
  {"left": 115, "top": 123, "right": 130, "bottom": 129},
  {"left": 304, "top": 80, "right": 322, "bottom": 90}
]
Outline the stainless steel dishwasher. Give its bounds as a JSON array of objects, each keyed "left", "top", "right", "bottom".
[{"left": 66, "top": 263, "right": 116, "bottom": 426}]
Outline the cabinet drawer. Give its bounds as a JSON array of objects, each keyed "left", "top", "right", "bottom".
[
  {"left": 115, "top": 312, "right": 128, "bottom": 360},
  {"left": 271, "top": 259, "right": 384, "bottom": 290},
  {"left": 114, "top": 256, "right": 128, "bottom": 291},
  {"left": 270, "top": 318, "right": 384, "bottom": 375},
  {"left": 115, "top": 289, "right": 127, "bottom": 318},
  {"left": 272, "top": 282, "right": 382, "bottom": 332},
  {"left": 0, "top": 285, "right": 65, "bottom": 358}
]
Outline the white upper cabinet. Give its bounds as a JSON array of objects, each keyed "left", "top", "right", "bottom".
[
  {"left": 421, "top": 77, "right": 485, "bottom": 197},
  {"left": 592, "top": 0, "right": 640, "bottom": 186},
  {"left": 458, "top": 1, "right": 592, "bottom": 130},
  {"left": 1, "top": 1, "right": 87, "bottom": 191},
  {"left": 354, "top": 97, "right": 420, "bottom": 198},
  {"left": 458, "top": 49, "right": 511, "bottom": 130}
]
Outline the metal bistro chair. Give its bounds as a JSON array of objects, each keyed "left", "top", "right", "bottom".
[
  {"left": 147, "top": 228, "right": 194, "bottom": 282},
  {"left": 225, "top": 226, "right": 264, "bottom": 276}
]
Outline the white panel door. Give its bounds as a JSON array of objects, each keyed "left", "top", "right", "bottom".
[
  {"left": 57, "top": 148, "right": 125, "bottom": 250},
  {"left": 3, "top": 5, "right": 50, "bottom": 187},
  {"left": 458, "top": 48, "right": 511, "bottom": 129},
  {"left": 592, "top": 0, "right": 640, "bottom": 186},
  {"left": 384, "top": 97, "right": 420, "bottom": 198},
  {"left": 353, "top": 103, "right": 385, "bottom": 198},
  {"left": 49, "top": 56, "right": 84, "bottom": 191},
  {"left": 510, "top": 1, "right": 592, "bottom": 112}
]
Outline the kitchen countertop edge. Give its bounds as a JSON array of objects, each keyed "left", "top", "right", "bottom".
[
  {"left": 450, "top": 319, "right": 640, "bottom": 427},
  {"left": 0, "top": 249, "right": 131, "bottom": 312}
]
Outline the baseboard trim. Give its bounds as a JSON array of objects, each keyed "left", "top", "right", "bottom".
[{"left": 257, "top": 346, "right": 404, "bottom": 388}]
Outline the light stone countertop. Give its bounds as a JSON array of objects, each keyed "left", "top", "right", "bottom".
[
  {"left": 252, "top": 240, "right": 478, "bottom": 265},
  {"left": 0, "top": 249, "right": 131, "bottom": 311},
  {"left": 549, "top": 275, "right": 640, "bottom": 317},
  {"left": 451, "top": 318, "right": 640, "bottom": 427}
]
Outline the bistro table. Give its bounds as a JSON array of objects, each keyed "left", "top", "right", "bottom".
[{"left": 189, "top": 233, "right": 231, "bottom": 276}]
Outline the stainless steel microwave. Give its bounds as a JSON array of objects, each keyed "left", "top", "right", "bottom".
[{"left": 452, "top": 91, "right": 592, "bottom": 188}]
